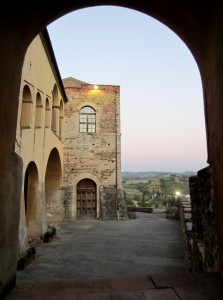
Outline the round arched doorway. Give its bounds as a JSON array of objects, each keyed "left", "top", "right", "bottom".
[
  {"left": 24, "top": 161, "right": 40, "bottom": 238},
  {"left": 45, "top": 148, "right": 62, "bottom": 221},
  {"left": 77, "top": 179, "right": 97, "bottom": 219}
]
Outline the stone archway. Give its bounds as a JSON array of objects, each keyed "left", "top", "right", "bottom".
[
  {"left": 1, "top": 2, "right": 223, "bottom": 297},
  {"left": 77, "top": 179, "right": 97, "bottom": 219},
  {"left": 73, "top": 172, "right": 101, "bottom": 220},
  {"left": 24, "top": 162, "right": 40, "bottom": 238},
  {"left": 45, "top": 148, "right": 62, "bottom": 221}
]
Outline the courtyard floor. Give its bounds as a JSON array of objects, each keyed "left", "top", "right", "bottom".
[{"left": 4, "top": 212, "right": 223, "bottom": 299}]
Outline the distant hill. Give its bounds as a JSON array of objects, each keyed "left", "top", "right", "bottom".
[
  {"left": 122, "top": 171, "right": 196, "bottom": 181},
  {"left": 122, "top": 171, "right": 195, "bottom": 200}
]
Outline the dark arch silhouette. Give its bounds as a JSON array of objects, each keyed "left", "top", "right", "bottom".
[{"left": 1, "top": 2, "right": 223, "bottom": 297}]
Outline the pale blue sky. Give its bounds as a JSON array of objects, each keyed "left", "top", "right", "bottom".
[{"left": 47, "top": 5, "right": 208, "bottom": 173}]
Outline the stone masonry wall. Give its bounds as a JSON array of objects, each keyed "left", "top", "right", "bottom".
[
  {"left": 46, "top": 186, "right": 73, "bottom": 221},
  {"left": 62, "top": 79, "right": 127, "bottom": 219},
  {"left": 185, "top": 166, "right": 219, "bottom": 272},
  {"left": 100, "top": 186, "right": 117, "bottom": 220},
  {"left": 179, "top": 196, "right": 193, "bottom": 271},
  {"left": 63, "top": 83, "right": 120, "bottom": 187},
  {"left": 100, "top": 185, "right": 128, "bottom": 220}
]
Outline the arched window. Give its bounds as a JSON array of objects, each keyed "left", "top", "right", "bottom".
[
  {"left": 59, "top": 100, "right": 64, "bottom": 139},
  {"left": 51, "top": 84, "right": 59, "bottom": 134},
  {"left": 21, "top": 85, "right": 33, "bottom": 128},
  {"left": 79, "top": 106, "right": 96, "bottom": 133},
  {"left": 35, "top": 92, "right": 43, "bottom": 128},
  {"left": 44, "top": 98, "right": 51, "bottom": 128}
]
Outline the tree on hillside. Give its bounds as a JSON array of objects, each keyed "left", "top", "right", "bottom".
[{"left": 135, "top": 183, "right": 150, "bottom": 200}]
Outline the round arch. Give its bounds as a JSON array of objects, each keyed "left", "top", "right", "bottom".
[
  {"left": 52, "top": 84, "right": 59, "bottom": 106},
  {"left": 59, "top": 100, "right": 64, "bottom": 139},
  {"left": 73, "top": 171, "right": 100, "bottom": 220},
  {"left": 45, "top": 147, "right": 62, "bottom": 221},
  {"left": 45, "top": 147, "right": 62, "bottom": 188},
  {"left": 51, "top": 84, "right": 59, "bottom": 134},
  {"left": 24, "top": 161, "right": 40, "bottom": 238},
  {"left": 21, "top": 84, "right": 33, "bottom": 128},
  {"left": 35, "top": 92, "right": 43, "bottom": 128},
  {"left": 13, "top": 2, "right": 212, "bottom": 75},
  {"left": 77, "top": 101, "right": 98, "bottom": 112},
  {"left": 45, "top": 97, "right": 51, "bottom": 128},
  {"left": 2, "top": 2, "right": 223, "bottom": 291},
  {"left": 76, "top": 102, "right": 100, "bottom": 133}
]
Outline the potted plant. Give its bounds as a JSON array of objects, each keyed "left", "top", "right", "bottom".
[
  {"left": 43, "top": 224, "right": 57, "bottom": 243},
  {"left": 17, "top": 246, "right": 36, "bottom": 270}
]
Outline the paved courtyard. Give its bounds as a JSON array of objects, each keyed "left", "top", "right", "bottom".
[
  {"left": 17, "top": 212, "right": 186, "bottom": 283},
  {"left": 5, "top": 212, "right": 223, "bottom": 299}
]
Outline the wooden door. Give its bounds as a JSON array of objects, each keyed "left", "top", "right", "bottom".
[{"left": 77, "top": 179, "right": 96, "bottom": 219}]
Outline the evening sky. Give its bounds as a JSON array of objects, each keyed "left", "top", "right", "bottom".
[{"left": 47, "top": 6, "right": 208, "bottom": 173}]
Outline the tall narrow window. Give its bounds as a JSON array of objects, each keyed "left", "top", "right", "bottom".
[
  {"left": 45, "top": 98, "right": 51, "bottom": 128},
  {"left": 79, "top": 106, "right": 96, "bottom": 133},
  {"left": 35, "top": 92, "right": 43, "bottom": 128},
  {"left": 21, "top": 85, "right": 33, "bottom": 128},
  {"left": 59, "top": 100, "right": 64, "bottom": 139},
  {"left": 51, "top": 84, "right": 59, "bottom": 134}
]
